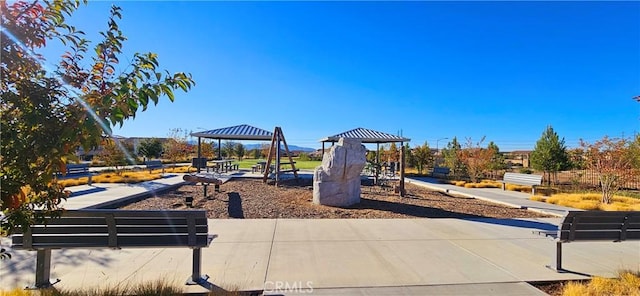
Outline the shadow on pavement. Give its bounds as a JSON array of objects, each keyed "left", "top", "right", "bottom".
[
  {"left": 69, "top": 186, "right": 106, "bottom": 197},
  {"left": 466, "top": 218, "right": 558, "bottom": 231}
]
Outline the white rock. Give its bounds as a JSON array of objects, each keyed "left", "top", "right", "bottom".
[{"left": 313, "top": 138, "right": 367, "bottom": 206}]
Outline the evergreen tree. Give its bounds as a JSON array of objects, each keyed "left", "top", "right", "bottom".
[
  {"left": 530, "top": 125, "right": 570, "bottom": 185},
  {"left": 138, "top": 138, "right": 163, "bottom": 160},
  {"left": 405, "top": 143, "right": 416, "bottom": 169},
  {"left": 235, "top": 143, "right": 246, "bottom": 160},
  {"left": 486, "top": 141, "right": 506, "bottom": 178},
  {"left": 413, "top": 142, "right": 433, "bottom": 175},
  {"left": 442, "top": 137, "right": 465, "bottom": 178}
]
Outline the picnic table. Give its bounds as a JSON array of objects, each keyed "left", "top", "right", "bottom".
[{"left": 209, "top": 159, "right": 237, "bottom": 173}]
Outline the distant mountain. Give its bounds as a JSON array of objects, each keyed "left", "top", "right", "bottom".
[
  {"left": 243, "top": 143, "right": 316, "bottom": 152},
  {"left": 185, "top": 141, "right": 317, "bottom": 152}
]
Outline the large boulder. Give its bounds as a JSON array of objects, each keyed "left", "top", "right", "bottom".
[{"left": 313, "top": 138, "right": 367, "bottom": 206}]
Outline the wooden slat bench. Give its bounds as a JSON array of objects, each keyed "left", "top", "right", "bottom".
[
  {"left": 540, "top": 211, "right": 640, "bottom": 272},
  {"left": 55, "top": 163, "right": 95, "bottom": 185},
  {"left": 11, "top": 210, "right": 214, "bottom": 288},
  {"left": 500, "top": 172, "right": 542, "bottom": 194},
  {"left": 145, "top": 160, "right": 165, "bottom": 173}
]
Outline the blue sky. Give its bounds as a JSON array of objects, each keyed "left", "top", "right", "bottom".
[{"left": 41, "top": 1, "right": 640, "bottom": 151}]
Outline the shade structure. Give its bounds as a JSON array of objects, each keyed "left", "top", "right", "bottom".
[
  {"left": 319, "top": 127, "right": 410, "bottom": 197},
  {"left": 319, "top": 127, "right": 410, "bottom": 143},
  {"left": 190, "top": 124, "right": 273, "bottom": 141},
  {"left": 190, "top": 124, "right": 274, "bottom": 171}
]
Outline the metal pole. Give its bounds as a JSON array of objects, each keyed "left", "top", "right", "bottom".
[
  {"left": 217, "top": 139, "right": 221, "bottom": 159},
  {"left": 197, "top": 137, "right": 202, "bottom": 173},
  {"left": 399, "top": 141, "right": 405, "bottom": 197},
  {"left": 375, "top": 142, "right": 380, "bottom": 185}
]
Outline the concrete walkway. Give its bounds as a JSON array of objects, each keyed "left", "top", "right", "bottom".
[
  {"left": 406, "top": 177, "right": 577, "bottom": 217},
  {"left": 2, "top": 175, "right": 639, "bottom": 295}
]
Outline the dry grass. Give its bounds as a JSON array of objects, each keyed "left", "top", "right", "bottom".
[
  {"left": 530, "top": 193, "right": 640, "bottom": 211},
  {"left": 463, "top": 180, "right": 502, "bottom": 189},
  {"left": 56, "top": 166, "right": 195, "bottom": 188},
  {"left": 561, "top": 271, "right": 640, "bottom": 296},
  {"left": 0, "top": 277, "right": 242, "bottom": 295}
]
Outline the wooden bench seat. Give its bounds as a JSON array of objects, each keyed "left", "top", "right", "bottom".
[
  {"left": 500, "top": 172, "right": 542, "bottom": 194},
  {"left": 11, "top": 210, "right": 214, "bottom": 288}
]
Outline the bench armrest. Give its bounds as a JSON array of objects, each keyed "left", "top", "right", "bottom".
[{"left": 532, "top": 230, "right": 558, "bottom": 239}]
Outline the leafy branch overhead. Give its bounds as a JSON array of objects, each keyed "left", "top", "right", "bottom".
[{"left": 1, "top": 1, "right": 195, "bottom": 236}]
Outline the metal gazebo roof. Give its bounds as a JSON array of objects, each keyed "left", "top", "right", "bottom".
[
  {"left": 319, "top": 127, "right": 410, "bottom": 143},
  {"left": 190, "top": 124, "right": 273, "bottom": 141}
]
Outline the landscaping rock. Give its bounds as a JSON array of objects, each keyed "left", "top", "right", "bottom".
[{"left": 313, "top": 138, "right": 367, "bottom": 206}]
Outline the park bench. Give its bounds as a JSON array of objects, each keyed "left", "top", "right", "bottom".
[
  {"left": 55, "top": 163, "right": 95, "bottom": 185},
  {"left": 500, "top": 172, "right": 542, "bottom": 195},
  {"left": 431, "top": 167, "right": 450, "bottom": 178},
  {"left": 11, "top": 209, "right": 214, "bottom": 288},
  {"left": 145, "top": 160, "right": 166, "bottom": 173},
  {"left": 538, "top": 211, "right": 640, "bottom": 272}
]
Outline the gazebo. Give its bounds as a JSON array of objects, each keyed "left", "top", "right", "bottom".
[
  {"left": 319, "top": 127, "right": 411, "bottom": 196},
  {"left": 190, "top": 124, "right": 273, "bottom": 169}
]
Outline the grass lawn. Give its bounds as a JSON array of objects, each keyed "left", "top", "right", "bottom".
[{"left": 235, "top": 158, "right": 321, "bottom": 170}]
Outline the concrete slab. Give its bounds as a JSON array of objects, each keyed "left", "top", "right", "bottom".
[
  {"left": 406, "top": 177, "right": 575, "bottom": 217},
  {"left": 274, "top": 219, "right": 361, "bottom": 242},
  {"left": 209, "top": 219, "right": 276, "bottom": 243},
  {"left": 203, "top": 242, "right": 272, "bottom": 291}
]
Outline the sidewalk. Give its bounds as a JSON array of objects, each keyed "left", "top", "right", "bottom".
[
  {"left": 2, "top": 175, "right": 638, "bottom": 295},
  {"left": 406, "top": 177, "right": 577, "bottom": 217}
]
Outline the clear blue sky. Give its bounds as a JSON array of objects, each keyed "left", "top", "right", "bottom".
[{"left": 42, "top": 1, "right": 640, "bottom": 151}]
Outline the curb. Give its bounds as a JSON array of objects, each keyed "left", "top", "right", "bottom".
[
  {"left": 84, "top": 181, "right": 187, "bottom": 209},
  {"left": 406, "top": 179, "right": 566, "bottom": 217}
]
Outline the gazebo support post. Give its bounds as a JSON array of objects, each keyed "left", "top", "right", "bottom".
[
  {"left": 217, "top": 139, "right": 221, "bottom": 159},
  {"left": 375, "top": 142, "right": 380, "bottom": 185},
  {"left": 197, "top": 137, "right": 202, "bottom": 173},
  {"left": 399, "top": 141, "right": 405, "bottom": 197}
]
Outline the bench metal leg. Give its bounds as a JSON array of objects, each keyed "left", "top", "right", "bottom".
[
  {"left": 547, "top": 241, "right": 565, "bottom": 272},
  {"left": 186, "top": 248, "right": 209, "bottom": 285},
  {"left": 30, "top": 249, "right": 57, "bottom": 289}
]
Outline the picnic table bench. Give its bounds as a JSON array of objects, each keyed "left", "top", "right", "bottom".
[
  {"left": 537, "top": 210, "right": 640, "bottom": 272},
  {"left": 55, "top": 163, "right": 95, "bottom": 185},
  {"left": 144, "top": 160, "right": 165, "bottom": 173},
  {"left": 500, "top": 172, "right": 542, "bottom": 194},
  {"left": 11, "top": 209, "right": 214, "bottom": 288}
]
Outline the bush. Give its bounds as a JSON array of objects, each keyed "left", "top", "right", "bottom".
[{"left": 518, "top": 168, "right": 533, "bottom": 174}]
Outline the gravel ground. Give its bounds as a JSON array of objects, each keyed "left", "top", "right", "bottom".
[{"left": 121, "top": 178, "right": 551, "bottom": 219}]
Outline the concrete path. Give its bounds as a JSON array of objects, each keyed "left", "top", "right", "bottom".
[
  {"left": 407, "top": 177, "right": 577, "bottom": 217},
  {"left": 2, "top": 174, "right": 639, "bottom": 295}
]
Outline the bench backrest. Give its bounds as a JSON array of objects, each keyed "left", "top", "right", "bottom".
[
  {"left": 145, "top": 160, "right": 164, "bottom": 168},
  {"left": 558, "top": 211, "right": 640, "bottom": 242},
  {"left": 65, "top": 163, "right": 90, "bottom": 174},
  {"left": 503, "top": 172, "right": 542, "bottom": 186},
  {"left": 12, "top": 210, "right": 209, "bottom": 250},
  {"left": 433, "top": 167, "right": 450, "bottom": 174}
]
